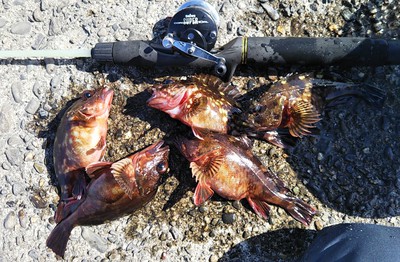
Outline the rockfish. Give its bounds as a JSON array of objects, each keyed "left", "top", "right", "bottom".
[
  {"left": 47, "top": 141, "right": 170, "bottom": 258},
  {"left": 147, "top": 74, "right": 241, "bottom": 139},
  {"left": 246, "top": 73, "right": 385, "bottom": 147},
  {"left": 53, "top": 87, "right": 113, "bottom": 222},
  {"left": 175, "top": 133, "right": 317, "bottom": 226}
]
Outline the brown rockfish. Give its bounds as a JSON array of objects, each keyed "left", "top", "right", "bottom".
[
  {"left": 147, "top": 74, "right": 241, "bottom": 139},
  {"left": 175, "top": 134, "right": 317, "bottom": 226},
  {"left": 47, "top": 141, "right": 170, "bottom": 258},
  {"left": 246, "top": 73, "right": 384, "bottom": 147},
  {"left": 53, "top": 87, "right": 113, "bottom": 222}
]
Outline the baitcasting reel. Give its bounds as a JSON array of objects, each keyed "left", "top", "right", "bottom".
[{"left": 162, "top": 0, "right": 227, "bottom": 76}]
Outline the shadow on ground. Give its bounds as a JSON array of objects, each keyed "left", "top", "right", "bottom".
[{"left": 219, "top": 228, "right": 317, "bottom": 262}]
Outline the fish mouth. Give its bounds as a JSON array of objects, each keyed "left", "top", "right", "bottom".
[
  {"left": 146, "top": 140, "right": 170, "bottom": 157},
  {"left": 101, "top": 87, "right": 114, "bottom": 109},
  {"left": 94, "top": 87, "right": 114, "bottom": 118},
  {"left": 147, "top": 87, "right": 187, "bottom": 110}
]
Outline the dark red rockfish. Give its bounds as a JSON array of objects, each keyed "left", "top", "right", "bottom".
[
  {"left": 46, "top": 141, "right": 170, "bottom": 258},
  {"left": 175, "top": 134, "right": 317, "bottom": 226},
  {"left": 53, "top": 87, "right": 113, "bottom": 222},
  {"left": 147, "top": 74, "right": 241, "bottom": 138}
]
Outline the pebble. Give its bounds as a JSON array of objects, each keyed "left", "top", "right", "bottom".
[
  {"left": 12, "top": 183, "right": 24, "bottom": 195},
  {"left": 246, "top": 79, "right": 256, "bottom": 90},
  {"left": 209, "top": 254, "right": 218, "bottom": 262},
  {"left": 261, "top": 2, "right": 280, "bottom": 21},
  {"left": 119, "top": 21, "right": 130, "bottom": 30},
  {"left": 38, "top": 108, "right": 49, "bottom": 119},
  {"left": 170, "top": 226, "right": 180, "bottom": 240},
  {"left": 0, "top": 18, "right": 7, "bottom": 28},
  {"left": 50, "top": 75, "right": 61, "bottom": 89},
  {"left": 81, "top": 228, "right": 108, "bottom": 253},
  {"left": 97, "top": 27, "right": 108, "bottom": 37},
  {"left": 33, "top": 8, "right": 44, "bottom": 22},
  {"left": 18, "top": 209, "right": 28, "bottom": 228},
  {"left": 222, "top": 213, "right": 236, "bottom": 224},
  {"left": 8, "top": 136, "right": 23, "bottom": 146},
  {"left": 317, "top": 153, "right": 324, "bottom": 161},
  {"left": 25, "top": 98, "right": 41, "bottom": 115},
  {"left": 2, "top": 162, "right": 11, "bottom": 170},
  {"left": 33, "top": 162, "right": 45, "bottom": 173},
  {"left": 28, "top": 250, "right": 39, "bottom": 260},
  {"left": 226, "top": 21, "right": 233, "bottom": 34},
  {"left": 237, "top": 26, "right": 247, "bottom": 36},
  {"left": 29, "top": 192, "right": 47, "bottom": 208},
  {"left": 384, "top": 146, "right": 394, "bottom": 161},
  {"left": 237, "top": 1, "right": 247, "bottom": 10},
  {"left": 314, "top": 220, "right": 324, "bottom": 231},
  {"left": 10, "top": 21, "right": 31, "bottom": 35},
  {"left": 44, "top": 59, "right": 55, "bottom": 74},
  {"left": 4, "top": 211, "right": 17, "bottom": 229},
  {"left": 5, "top": 148, "right": 20, "bottom": 166},
  {"left": 232, "top": 200, "right": 241, "bottom": 210},
  {"left": 341, "top": 8, "right": 353, "bottom": 21},
  {"left": 363, "top": 147, "right": 370, "bottom": 154},
  {"left": 32, "top": 81, "right": 44, "bottom": 99},
  {"left": 11, "top": 82, "right": 23, "bottom": 103},
  {"left": 0, "top": 110, "right": 12, "bottom": 133},
  {"left": 48, "top": 18, "right": 61, "bottom": 36}
]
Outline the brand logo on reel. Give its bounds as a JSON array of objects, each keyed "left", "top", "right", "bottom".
[{"left": 174, "top": 14, "right": 209, "bottom": 25}]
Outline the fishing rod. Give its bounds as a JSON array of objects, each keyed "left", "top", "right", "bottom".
[{"left": 1, "top": 0, "right": 399, "bottom": 81}]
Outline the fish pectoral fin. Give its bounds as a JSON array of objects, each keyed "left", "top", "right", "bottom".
[
  {"left": 111, "top": 158, "right": 137, "bottom": 199},
  {"left": 193, "top": 182, "right": 214, "bottom": 206},
  {"left": 261, "top": 131, "right": 287, "bottom": 148},
  {"left": 85, "top": 161, "right": 113, "bottom": 178},
  {"left": 190, "top": 150, "right": 223, "bottom": 183},
  {"left": 191, "top": 127, "right": 209, "bottom": 140},
  {"left": 247, "top": 198, "right": 271, "bottom": 220},
  {"left": 287, "top": 100, "right": 320, "bottom": 137}
]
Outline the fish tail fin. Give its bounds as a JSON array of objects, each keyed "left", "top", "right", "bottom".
[
  {"left": 46, "top": 218, "right": 74, "bottom": 258},
  {"left": 324, "top": 82, "right": 386, "bottom": 108},
  {"left": 246, "top": 130, "right": 298, "bottom": 148},
  {"left": 284, "top": 198, "right": 317, "bottom": 226}
]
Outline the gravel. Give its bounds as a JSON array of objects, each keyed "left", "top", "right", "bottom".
[{"left": 0, "top": 0, "right": 399, "bottom": 261}]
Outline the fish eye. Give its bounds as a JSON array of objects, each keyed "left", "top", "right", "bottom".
[
  {"left": 163, "top": 79, "right": 174, "bottom": 85},
  {"left": 82, "top": 91, "right": 92, "bottom": 100},
  {"left": 156, "top": 161, "right": 167, "bottom": 173}
]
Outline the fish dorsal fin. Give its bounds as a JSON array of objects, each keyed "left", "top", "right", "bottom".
[
  {"left": 111, "top": 158, "right": 137, "bottom": 199},
  {"left": 191, "top": 74, "right": 241, "bottom": 101},
  {"left": 193, "top": 183, "right": 214, "bottom": 206},
  {"left": 86, "top": 161, "right": 113, "bottom": 178},
  {"left": 190, "top": 149, "right": 223, "bottom": 184},
  {"left": 287, "top": 100, "right": 320, "bottom": 137}
]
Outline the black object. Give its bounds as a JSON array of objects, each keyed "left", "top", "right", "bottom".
[
  {"left": 300, "top": 223, "right": 400, "bottom": 262},
  {"left": 167, "top": 1, "right": 219, "bottom": 51},
  {"left": 91, "top": 36, "right": 400, "bottom": 81}
]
